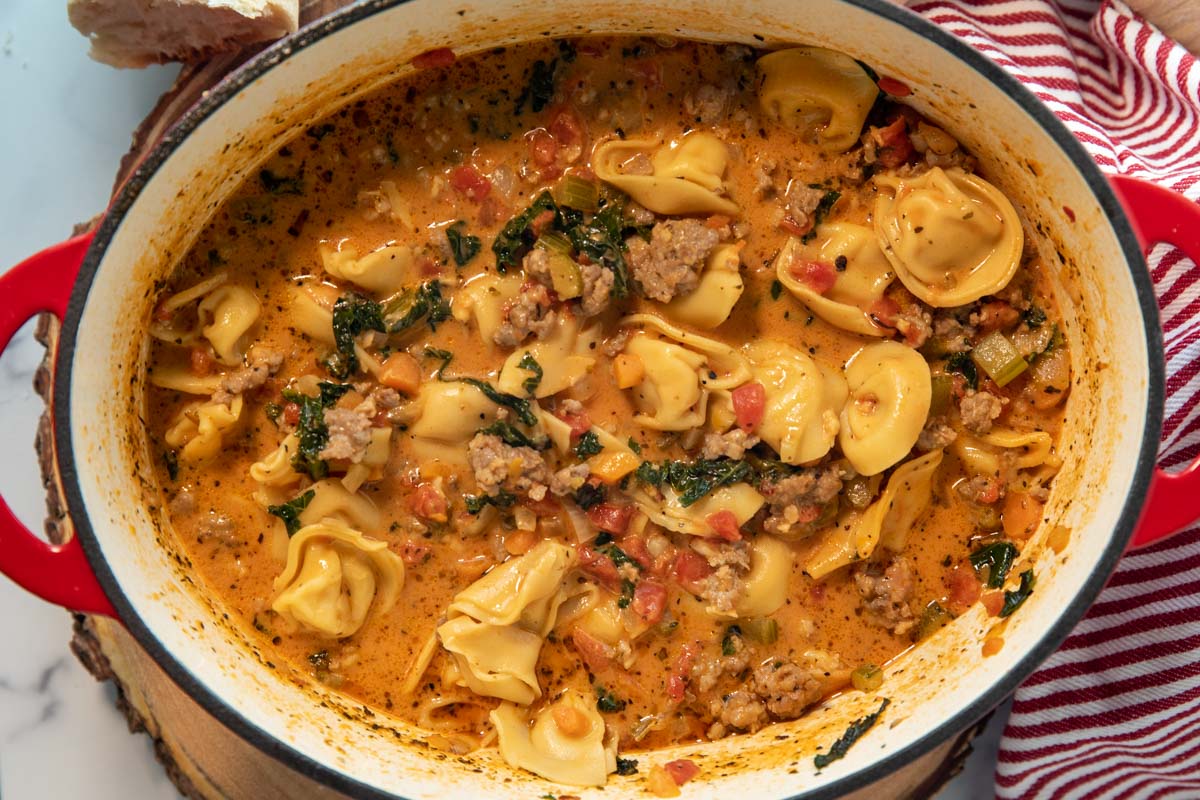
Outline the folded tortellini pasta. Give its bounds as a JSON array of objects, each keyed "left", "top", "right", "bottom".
[
  {"left": 954, "top": 429, "right": 1056, "bottom": 478},
  {"left": 497, "top": 315, "right": 599, "bottom": 399},
  {"left": 288, "top": 283, "right": 339, "bottom": 345},
  {"left": 297, "top": 479, "right": 384, "bottom": 533},
  {"left": 438, "top": 616, "right": 544, "bottom": 704},
  {"left": 409, "top": 381, "right": 500, "bottom": 465},
  {"left": 838, "top": 341, "right": 931, "bottom": 476},
  {"left": 874, "top": 167, "right": 1023, "bottom": 307},
  {"left": 745, "top": 340, "right": 848, "bottom": 465},
  {"left": 662, "top": 243, "right": 745, "bottom": 329},
  {"left": 148, "top": 362, "right": 225, "bottom": 396},
  {"left": 757, "top": 46, "right": 879, "bottom": 153},
  {"left": 164, "top": 395, "right": 245, "bottom": 462},
  {"left": 636, "top": 482, "right": 766, "bottom": 538},
  {"left": 774, "top": 226, "right": 895, "bottom": 337},
  {"left": 271, "top": 518, "right": 404, "bottom": 638},
  {"left": 593, "top": 131, "right": 739, "bottom": 215},
  {"left": 198, "top": 284, "right": 262, "bottom": 365},
  {"left": 320, "top": 240, "right": 415, "bottom": 296},
  {"left": 452, "top": 273, "right": 527, "bottom": 348},
  {"left": 805, "top": 449, "right": 943, "bottom": 579},
  {"left": 735, "top": 535, "right": 793, "bottom": 618},
  {"left": 491, "top": 689, "right": 617, "bottom": 786}
]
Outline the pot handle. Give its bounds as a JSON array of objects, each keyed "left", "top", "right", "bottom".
[
  {"left": 1110, "top": 176, "right": 1200, "bottom": 549},
  {"left": 0, "top": 232, "right": 117, "bottom": 618}
]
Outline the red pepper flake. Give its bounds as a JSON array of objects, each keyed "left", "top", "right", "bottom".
[
  {"left": 1063, "top": 205, "right": 1076, "bottom": 223},
  {"left": 877, "top": 76, "right": 912, "bottom": 97},
  {"left": 411, "top": 47, "right": 456, "bottom": 69}
]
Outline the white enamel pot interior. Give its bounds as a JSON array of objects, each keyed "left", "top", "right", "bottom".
[{"left": 56, "top": 0, "right": 1160, "bottom": 797}]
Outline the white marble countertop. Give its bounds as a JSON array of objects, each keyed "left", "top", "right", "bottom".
[{"left": 0, "top": 2, "right": 1007, "bottom": 797}]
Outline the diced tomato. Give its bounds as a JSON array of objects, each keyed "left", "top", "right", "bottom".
[
  {"left": 672, "top": 549, "right": 712, "bottom": 594},
  {"left": 621, "top": 535, "right": 654, "bottom": 569},
  {"left": 789, "top": 259, "right": 838, "bottom": 295},
  {"left": 779, "top": 215, "right": 812, "bottom": 238},
  {"left": 587, "top": 503, "right": 634, "bottom": 535},
  {"left": 409, "top": 483, "right": 448, "bottom": 523},
  {"left": 705, "top": 510, "right": 742, "bottom": 542},
  {"left": 629, "top": 58, "right": 662, "bottom": 88},
  {"left": 577, "top": 544, "right": 621, "bottom": 587},
  {"left": 975, "top": 477, "right": 1004, "bottom": 505},
  {"left": 982, "top": 590, "right": 1005, "bottom": 617},
  {"left": 522, "top": 494, "right": 561, "bottom": 517},
  {"left": 731, "top": 381, "right": 766, "bottom": 434},
  {"left": 877, "top": 76, "right": 911, "bottom": 97},
  {"left": 400, "top": 541, "right": 432, "bottom": 566},
  {"left": 153, "top": 302, "right": 174, "bottom": 323},
  {"left": 417, "top": 255, "right": 441, "bottom": 277},
  {"left": 528, "top": 128, "right": 558, "bottom": 168},
  {"left": 570, "top": 626, "right": 615, "bottom": 673},
  {"left": 631, "top": 581, "right": 668, "bottom": 625},
  {"left": 945, "top": 564, "right": 982, "bottom": 614},
  {"left": 556, "top": 409, "right": 593, "bottom": 440},
  {"left": 976, "top": 301, "right": 1021, "bottom": 334},
  {"left": 875, "top": 118, "right": 914, "bottom": 168},
  {"left": 449, "top": 165, "right": 492, "bottom": 202},
  {"left": 411, "top": 47, "right": 456, "bottom": 69},
  {"left": 189, "top": 347, "right": 213, "bottom": 376},
  {"left": 664, "top": 759, "right": 700, "bottom": 786},
  {"left": 549, "top": 108, "right": 584, "bottom": 148},
  {"left": 869, "top": 297, "right": 901, "bottom": 329},
  {"left": 667, "top": 642, "right": 699, "bottom": 702},
  {"left": 282, "top": 402, "right": 301, "bottom": 426}
]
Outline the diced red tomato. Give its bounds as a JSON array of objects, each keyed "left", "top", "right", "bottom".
[
  {"left": 672, "top": 549, "right": 712, "bottom": 594},
  {"left": 528, "top": 128, "right": 558, "bottom": 167},
  {"left": 779, "top": 215, "right": 812, "bottom": 238},
  {"left": 530, "top": 208, "right": 557, "bottom": 238},
  {"left": 400, "top": 541, "right": 432, "bottom": 566},
  {"left": 556, "top": 409, "right": 593, "bottom": 440},
  {"left": 621, "top": 535, "right": 654, "bottom": 569},
  {"left": 153, "top": 302, "right": 174, "bottom": 323},
  {"left": 629, "top": 58, "right": 662, "bottom": 88},
  {"left": 667, "top": 642, "right": 699, "bottom": 702},
  {"left": 877, "top": 76, "right": 911, "bottom": 97},
  {"left": 631, "top": 581, "right": 668, "bottom": 625},
  {"left": 975, "top": 477, "right": 1004, "bottom": 505},
  {"left": 875, "top": 118, "right": 914, "bottom": 168},
  {"left": 570, "top": 626, "right": 615, "bottom": 673},
  {"left": 731, "top": 381, "right": 766, "bottom": 434},
  {"left": 522, "top": 494, "right": 561, "bottom": 516},
  {"left": 409, "top": 483, "right": 448, "bottom": 523},
  {"left": 869, "top": 297, "right": 901, "bottom": 329},
  {"left": 417, "top": 255, "right": 441, "bottom": 277},
  {"left": 577, "top": 544, "right": 620, "bottom": 587},
  {"left": 587, "top": 503, "right": 634, "bottom": 535},
  {"left": 282, "top": 402, "right": 300, "bottom": 426},
  {"left": 976, "top": 301, "right": 1021, "bottom": 334},
  {"left": 549, "top": 108, "right": 584, "bottom": 148},
  {"left": 705, "top": 510, "right": 742, "bottom": 542},
  {"left": 411, "top": 47, "right": 456, "bottom": 69},
  {"left": 449, "top": 165, "right": 492, "bottom": 202},
  {"left": 982, "top": 590, "right": 1005, "bottom": 617},
  {"left": 945, "top": 564, "right": 982, "bottom": 614},
  {"left": 189, "top": 347, "right": 213, "bottom": 376},
  {"left": 664, "top": 759, "right": 700, "bottom": 786},
  {"left": 789, "top": 259, "right": 838, "bottom": 295}
]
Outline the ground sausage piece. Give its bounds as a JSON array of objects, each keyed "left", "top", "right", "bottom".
[
  {"left": 626, "top": 219, "right": 720, "bottom": 302},
  {"left": 760, "top": 467, "right": 842, "bottom": 537},
  {"left": 212, "top": 348, "right": 284, "bottom": 405},
  {"left": 197, "top": 512, "right": 238, "bottom": 546},
  {"left": 713, "top": 690, "right": 767, "bottom": 734},
  {"left": 750, "top": 659, "right": 827, "bottom": 719},
  {"left": 683, "top": 83, "right": 731, "bottom": 124},
  {"left": 320, "top": 407, "right": 374, "bottom": 462},
  {"left": 521, "top": 248, "right": 553, "bottom": 285},
  {"left": 931, "top": 314, "right": 975, "bottom": 354},
  {"left": 960, "top": 390, "right": 1005, "bottom": 434},
  {"left": 493, "top": 283, "right": 556, "bottom": 347},
  {"left": 916, "top": 417, "right": 958, "bottom": 451},
  {"left": 578, "top": 260, "right": 614, "bottom": 316},
  {"left": 700, "top": 429, "right": 760, "bottom": 460},
  {"left": 854, "top": 557, "right": 917, "bottom": 636},
  {"left": 467, "top": 433, "right": 552, "bottom": 497},
  {"left": 753, "top": 158, "right": 779, "bottom": 199},
  {"left": 691, "top": 540, "right": 749, "bottom": 615},
  {"left": 782, "top": 181, "right": 824, "bottom": 229},
  {"left": 549, "top": 463, "right": 590, "bottom": 496}
]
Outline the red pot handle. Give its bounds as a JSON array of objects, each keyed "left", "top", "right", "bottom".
[
  {"left": 1111, "top": 176, "right": 1200, "bottom": 549},
  {"left": 0, "top": 232, "right": 117, "bottom": 618}
]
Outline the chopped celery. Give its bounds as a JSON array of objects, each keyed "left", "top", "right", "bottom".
[
  {"left": 545, "top": 252, "right": 583, "bottom": 299},
  {"left": 850, "top": 664, "right": 884, "bottom": 692},
  {"left": 929, "top": 374, "right": 953, "bottom": 417},
  {"left": 555, "top": 174, "right": 600, "bottom": 211},
  {"left": 741, "top": 617, "right": 779, "bottom": 645},
  {"left": 534, "top": 230, "right": 572, "bottom": 254},
  {"left": 971, "top": 331, "right": 1028, "bottom": 387}
]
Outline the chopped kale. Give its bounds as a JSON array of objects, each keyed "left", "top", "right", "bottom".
[
  {"left": 770, "top": 279, "right": 784, "bottom": 300},
  {"left": 423, "top": 346, "right": 537, "bottom": 425},
  {"left": 721, "top": 624, "right": 743, "bottom": 656},
  {"left": 307, "top": 650, "right": 331, "bottom": 671},
  {"left": 264, "top": 402, "right": 283, "bottom": 426},
  {"left": 259, "top": 168, "right": 303, "bottom": 195},
  {"left": 565, "top": 197, "right": 632, "bottom": 299},
  {"left": 946, "top": 351, "right": 979, "bottom": 391},
  {"left": 326, "top": 292, "right": 386, "bottom": 378},
  {"left": 594, "top": 536, "right": 641, "bottom": 572},
  {"left": 854, "top": 58, "right": 882, "bottom": 84},
  {"left": 635, "top": 460, "right": 663, "bottom": 486},
  {"left": 281, "top": 383, "right": 350, "bottom": 479},
  {"left": 384, "top": 281, "right": 451, "bottom": 335},
  {"left": 464, "top": 491, "right": 517, "bottom": 515},
  {"left": 1023, "top": 305, "right": 1048, "bottom": 328},
  {"left": 317, "top": 381, "right": 353, "bottom": 405},
  {"left": 615, "top": 757, "right": 639, "bottom": 776},
  {"left": 595, "top": 685, "right": 627, "bottom": 713},
  {"left": 814, "top": 698, "right": 891, "bottom": 769},
  {"left": 802, "top": 190, "right": 842, "bottom": 243},
  {"left": 268, "top": 489, "right": 316, "bottom": 536},
  {"left": 445, "top": 220, "right": 481, "bottom": 267},
  {"left": 627, "top": 437, "right": 642, "bottom": 455},
  {"left": 514, "top": 57, "right": 559, "bottom": 115},
  {"left": 635, "top": 458, "right": 754, "bottom": 507},
  {"left": 970, "top": 542, "right": 1018, "bottom": 589},
  {"left": 476, "top": 421, "right": 550, "bottom": 451},
  {"left": 423, "top": 347, "right": 455, "bottom": 375},
  {"left": 1000, "top": 569, "right": 1036, "bottom": 617},
  {"left": 517, "top": 352, "right": 543, "bottom": 396},
  {"left": 574, "top": 430, "right": 603, "bottom": 459},
  {"left": 617, "top": 578, "right": 636, "bottom": 609},
  {"left": 493, "top": 191, "right": 560, "bottom": 271},
  {"left": 164, "top": 450, "right": 179, "bottom": 482},
  {"left": 573, "top": 482, "right": 607, "bottom": 510}
]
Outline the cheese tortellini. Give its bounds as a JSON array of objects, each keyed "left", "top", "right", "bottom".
[
  {"left": 593, "top": 132, "right": 738, "bottom": 215},
  {"left": 148, "top": 363, "right": 224, "bottom": 395},
  {"left": 452, "top": 273, "right": 526, "bottom": 347},
  {"left": 735, "top": 535, "right": 793, "bottom": 618},
  {"left": 874, "top": 167, "right": 1023, "bottom": 307},
  {"left": 164, "top": 395, "right": 244, "bottom": 462},
  {"left": 637, "top": 482, "right": 766, "bottom": 538},
  {"left": 662, "top": 243, "right": 745, "bottom": 329},
  {"left": 497, "top": 316, "right": 599, "bottom": 398},
  {"left": 775, "top": 227, "right": 895, "bottom": 337},
  {"left": 287, "top": 283, "right": 339, "bottom": 345},
  {"left": 954, "top": 429, "right": 1057, "bottom": 478},
  {"left": 746, "top": 341, "right": 848, "bottom": 465},
  {"left": 838, "top": 341, "right": 931, "bottom": 476},
  {"left": 409, "top": 381, "right": 500, "bottom": 464},
  {"left": 320, "top": 241, "right": 415, "bottom": 296},
  {"left": 198, "top": 285, "right": 261, "bottom": 365},
  {"left": 491, "top": 689, "right": 617, "bottom": 786},
  {"left": 271, "top": 518, "right": 404, "bottom": 638},
  {"left": 757, "top": 46, "right": 879, "bottom": 153},
  {"left": 806, "top": 449, "right": 943, "bottom": 578}
]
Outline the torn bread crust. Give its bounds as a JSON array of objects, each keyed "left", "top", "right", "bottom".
[{"left": 68, "top": 0, "right": 299, "bottom": 68}]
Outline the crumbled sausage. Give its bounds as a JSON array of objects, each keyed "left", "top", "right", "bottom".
[
  {"left": 197, "top": 512, "right": 239, "bottom": 547},
  {"left": 467, "top": 433, "right": 551, "bottom": 497},
  {"left": 550, "top": 463, "right": 590, "bottom": 496},
  {"left": 750, "top": 658, "right": 829, "bottom": 719},
  {"left": 700, "top": 429, "right": 760, "bottom": 460},
  {"left": 931, "top": 314, "right": 975, "bottom": 353},
  {"left": 894, "top": 302, "right": 933, "bottom": 349},
  {"left": 959, "top": 390, "right": 1004, "bottom": 434},
  {"left": 691, "top": 540, "right": 749, "bottom": 615},
  {"left": 212, "top": 348, "right": 283, "bottom": 405},
  {"left": 782, "top": 181, "right": 824, "bottom": 229},
  {"left": 916, "top": 417, "right": 958, "bottom": 451},
  {"left": 753, "top": 158, "right": 779, "bottom": 200},
  {"left": 854, "top": 558, "right": 917, "bottom": 636},
  {"left": 578, "top": 260, "right": 614, "bottom": 316},
  {"left": 626, "top": 219, "right": 720, "bottom": 303},
  {"left": 760, "top": 467, "right": 842, "bottom": 537},
  {"left": 493, "top": 282, "right": 556, "bottom": 347},
  {"left": 320, "top": 407, "right": 374, "bottom": 462},
  {"left": 683, "top": 83, "right": 731, "bottom": 124},
  {"left": 957, "top": 475, "right": 1005, "bottom": 505},
  {"left": 712, "top": 690, "right": 767, "bottom": 734}
]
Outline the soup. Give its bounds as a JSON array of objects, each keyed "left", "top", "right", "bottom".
[{"left": 144, "top": 37, "right": 1069, "bottom": 790}]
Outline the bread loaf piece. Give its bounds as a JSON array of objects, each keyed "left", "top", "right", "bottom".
[{"left": 68, "top": 0, "right": 300, "bottom": 68}]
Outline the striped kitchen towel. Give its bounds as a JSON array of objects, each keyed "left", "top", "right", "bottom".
[{"left": 904, "top": 1, "right": 1200, "bottom": 797}]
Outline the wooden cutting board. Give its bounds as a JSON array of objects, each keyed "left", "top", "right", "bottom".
[{"left": 34, "top": 5, "right": 990, "bottom": 795}]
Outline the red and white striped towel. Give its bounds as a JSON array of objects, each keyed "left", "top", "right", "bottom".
[{"left": 904, "top": 1, "right": 1200, "bottom": 797}]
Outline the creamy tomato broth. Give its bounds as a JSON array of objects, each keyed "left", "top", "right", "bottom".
[{"left": 145, "top": 38, "right": 1070, "bottom": 788}]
